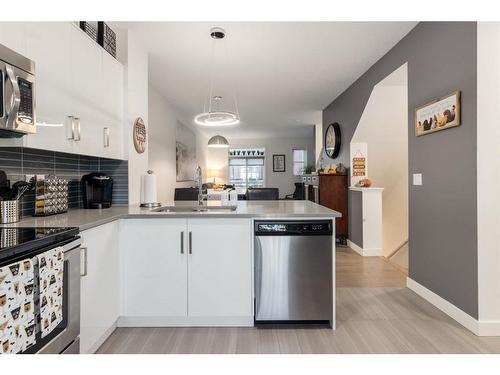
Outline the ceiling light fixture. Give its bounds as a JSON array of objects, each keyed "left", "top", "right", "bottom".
[
  {"left": 207, "top": 135, "right": 229, "bottom": 148},
  {"left": 194, "top": 27, "right": 240, "bottom": 127}
]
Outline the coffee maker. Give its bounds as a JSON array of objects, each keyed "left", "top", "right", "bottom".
[{"left": 81, "top": 172, "right": 113, "bottom": 209}]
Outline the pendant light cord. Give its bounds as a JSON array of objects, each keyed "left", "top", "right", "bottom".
[
  {"left": 207, "top": 38, "right": 216, "bottom": 116},
  {"left": 223, "top": 35, "right": 240, "bottom": 118},
  {"left": 196, "top": 27, "right": 241, "bottom": 125}
]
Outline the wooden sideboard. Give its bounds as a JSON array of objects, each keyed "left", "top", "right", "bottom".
[{"left": 318, "top": 174, "right": 348, "bottom": 242}]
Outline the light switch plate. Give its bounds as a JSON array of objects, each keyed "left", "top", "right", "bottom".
[{"left": 413, "top": 173, "right": 423, "bottom": 186}]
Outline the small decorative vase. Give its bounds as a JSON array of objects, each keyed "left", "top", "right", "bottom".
[{"left": 336, "top": 163, "right": 347, "bottom": 175}]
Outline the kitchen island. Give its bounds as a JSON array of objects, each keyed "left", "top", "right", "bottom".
[
  {"left": 1, "top": 200, "right": 341, "bottom": 230},
  {"left": 1, "top": 200, "right": 340, "bottom": 354}
]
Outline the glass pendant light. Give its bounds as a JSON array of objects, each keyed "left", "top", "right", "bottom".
[
  {"left": 195, "top": 27, "right": 240, "bottom": 127},
  {"left": 207, "top": 135, "right": 229, "bottom": 148}
]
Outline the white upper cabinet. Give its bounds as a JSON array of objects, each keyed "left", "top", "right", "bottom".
[
  {"left": 100, "top": 52, "right": 124, "bottom": 159},
  {"left": 24, "top": 22, "right": 73, "bottom": 153},
  {"left": 0, "top": 22, "right": 125, "bottom": 160},
  {"left": 70, "top": 25, "right": 104, "bottom": 158}
]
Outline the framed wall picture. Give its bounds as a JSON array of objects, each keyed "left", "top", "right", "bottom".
[
  {"left": 273, "top": 154, "right": 286, "bottom": 172},
  {"left": 176, "top": 121, "right": 197, "bottom": 182},
  {"left": 350, "top": 142, "right": 368, "bottom": 187},
  {"left": 415, "top": 91, "right": 461, "bottom": 136}
]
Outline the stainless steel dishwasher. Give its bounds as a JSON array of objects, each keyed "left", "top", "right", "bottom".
[{"left": 254, "top": 220, "right": 333, "bottom": 322}]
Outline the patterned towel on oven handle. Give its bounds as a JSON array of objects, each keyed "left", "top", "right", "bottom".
[
  {"left": 0, "top": 258, "right": 36, "bottom": 354},
  {"left": 36, "top": 247, "right": 64, "bottom": 339}
]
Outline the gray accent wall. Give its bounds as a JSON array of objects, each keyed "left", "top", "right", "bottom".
[
  {"left": 322, "top": 22, "right": 478, "bottom": 318},
  {"left": 348, "top": 190, "right": 363, "bottom": 248}
]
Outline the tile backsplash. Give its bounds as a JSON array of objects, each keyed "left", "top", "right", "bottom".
[{"left": 0, "top": 147, "right": 128, "bottom": 216}]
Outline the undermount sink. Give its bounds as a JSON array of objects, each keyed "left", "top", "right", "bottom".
[{"left": 152, "top": 205, "right": 237, "bottom": 213}]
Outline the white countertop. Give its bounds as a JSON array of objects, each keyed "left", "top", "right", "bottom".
[
  {"left": 1, "top": 200, "right": 341, "bottom": 231},
  {"left": 349, "top": 187, "right": 384, "bottom": 192}
]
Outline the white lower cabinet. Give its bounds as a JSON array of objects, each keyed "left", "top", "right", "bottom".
[
  {"left": 120, "top": 219, "right": 188, "bottom": 319},
  {"left": 187, "top": 219, "right": 253, "bottom": 319},
  {"left": 80, "top": 221, "right": 120, "bottom": 354},
  {"left": 120, "top": 218, "right": 253, "bottom": 326}
]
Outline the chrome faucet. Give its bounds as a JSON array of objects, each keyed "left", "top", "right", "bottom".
[{"left": 194, "top": 165, "right": 205, "bottom": 206}]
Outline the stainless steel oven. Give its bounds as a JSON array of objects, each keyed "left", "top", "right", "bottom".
[
  {"left": 0, "top": 43, "right": 36, "bottom": 136},
  {"left": 0, "top": 227, "right": 80, "bottom": 354},
  {"left": 36, "top": 237, "right": 81, "bottom": 354}
]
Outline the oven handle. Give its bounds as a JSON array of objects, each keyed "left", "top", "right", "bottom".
[
  {"left": 5, "top": 65, "right": 20, "bottom": 130},
  {"left": 80, "top": 247, "right": 88, "bottom": 277},
  {"left": 61, "top": 238, "right": 82, "bottom": 253}
]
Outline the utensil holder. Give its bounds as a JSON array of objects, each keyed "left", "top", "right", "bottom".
[{"left": 0, "top": 200, "right": 20, "bottom": 224}]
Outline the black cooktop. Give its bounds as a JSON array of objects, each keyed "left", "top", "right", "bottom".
[{"left": 0, "top": 227, "right": 79, "bottom": 264}]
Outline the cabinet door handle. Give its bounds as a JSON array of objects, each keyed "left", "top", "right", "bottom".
[
  {"left": 188, "top": 231, "right": 192, "bottom": 254},
  {"left": 74, "top": 117, "right": 81, "bottom": 141},
  {"left": 180, "top": 231, "right": 184, "bottom": 254},
  {"left": 67, "top": 116, "right": 75, "bottom": 140},
  {"left": 80, "top": 247, "right": 88, "bottom": 277},
  {"left": 104, "top": 127, "right": 110, "bottom": 147}
]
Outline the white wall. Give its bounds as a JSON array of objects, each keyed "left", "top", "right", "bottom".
[
  {"left": 218, "top": 136, "right": 315, "bottom": 198},
  {"left": 477, "top": 22, "right": 500, "bottom": 332},
  {"left": 315, "top": 123, "right": 323, "bottom": 166},
  {"left": 206, "top": 147, "right": 229, "bottom": 185},
  {"left": 118, "top": 28, "right": 149, "bottom": 205},
  {"left": 148, "top": 85, "right": 208, "bottom": 203},
  {"left": 351, "top": 63, "right": 408, "bottom": 257}
]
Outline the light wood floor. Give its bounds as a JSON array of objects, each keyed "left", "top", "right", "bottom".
[
  {"left": 97, "top": 247, "right": 500, "bottom": 354},
  {"left": 336, "top": 246, "right": 407, "bottom": 287}
]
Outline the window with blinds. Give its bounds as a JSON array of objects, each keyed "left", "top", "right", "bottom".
[
  {"left": 229, "top": 148, "right": 265, "bottom": 193},
  {"left": 293, "top": 149, "right": 307, "bottom": 175}
]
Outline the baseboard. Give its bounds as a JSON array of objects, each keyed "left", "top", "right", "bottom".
[
  {"left": 87, "top": 320, "right": 118, "bottom": 354},
  {"left": 406, "top": 278, "right": 497, "bottom": 336},
  {"left": 347, "top": 240, "right": 382, "bottom": 256},
  {"left": 477, "top": 321, "right": 500, "bottom": 336},
  {"left": 117, "top": 315, "right": 254, "bottom": 327},
  {"left": 347, "top": 240, "right": 363, "bottom": 255}
]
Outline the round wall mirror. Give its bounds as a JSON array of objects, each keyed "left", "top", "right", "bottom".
[{"left": 325, "top": 122, "right": 341, "bottom": 159}]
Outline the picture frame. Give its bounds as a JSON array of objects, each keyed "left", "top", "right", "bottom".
[
  {"left": 273, "top": 154, "right": 286, "bottom": 172},
  {"left": 415, "top": 91, "right": 461, "bottom": 136},
  {"left": 176, "top": 121, "right": 197, "bottom": 182}
]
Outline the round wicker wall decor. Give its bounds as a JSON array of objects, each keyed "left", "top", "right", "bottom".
[{"left": 133, "top": 117, "right": 147, "bottom": 154}]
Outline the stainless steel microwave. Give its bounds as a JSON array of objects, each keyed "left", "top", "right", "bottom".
[{"left": 0, "top": 43, "right": 36, "bottom": 136}]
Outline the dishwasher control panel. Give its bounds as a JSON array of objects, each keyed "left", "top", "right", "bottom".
[{"left": 255, "top": 220, "right": 332, "bottom": 236}]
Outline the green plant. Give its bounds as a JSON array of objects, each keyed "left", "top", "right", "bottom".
[{"left": 304, "top": 165, "right": 315, "bottom": 174}]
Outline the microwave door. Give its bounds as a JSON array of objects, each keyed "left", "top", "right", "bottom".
[
  {"left": 0, "top": 63, "right": 35, "bottom": 134},
  {"left": 11, "top": 66, "right": 35, "bottom": 134}
]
